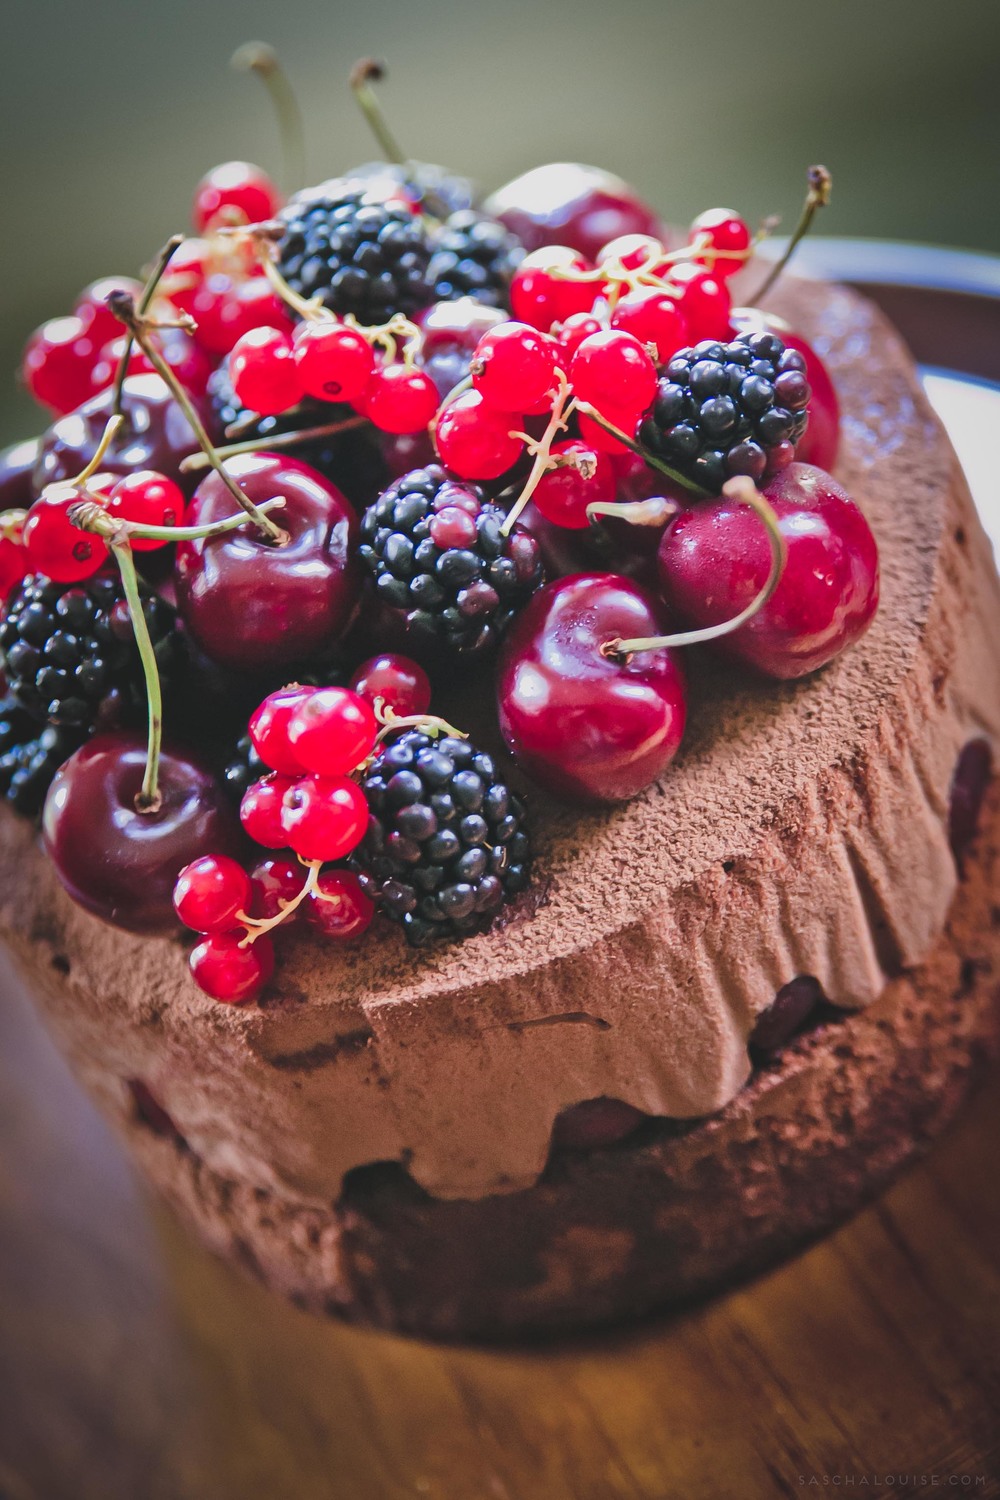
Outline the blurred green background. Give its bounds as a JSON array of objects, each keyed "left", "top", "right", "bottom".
[{"left": 2, "top": 0, "right": 998, "bottom": 444}]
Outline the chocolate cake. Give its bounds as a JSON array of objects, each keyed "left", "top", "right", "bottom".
[{"left": 2, "top": 265, "right": 998, "bottom": 1339}]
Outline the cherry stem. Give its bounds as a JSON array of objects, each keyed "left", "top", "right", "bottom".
[
  {"left": 69, "top": 495, "right": 286, "bottom": 544},
  {"left": 257, "top": 248, "right": 328, "bottom": 322},
  {"left": 749, "top": 164, "right": 833, "bottom": 305},
  {"left": 586, "top": 495, "right": 680, "bottom": 529},
  {"left": 70, "top": 413, "right": 125, "bottom": 487},
  {"left": 349, "top": 58, "right": 407, "bottom": 167},
  {"left": 603, "top": 476, "right": 787, "bottom": 661},
  {"left": 110, "top": 537, "right": 163, "bottom": 814},
  {"left": 181, "top": 417, "right": 368, "bottom": 472},
  {"left": 106, "top": 291, "right": 288, "bottom": 545},
  {"left": 112, "top": 235, "right": 185, "bottom": 419},
  {"left": 573, "top": 401, "right": 706, "bottom": 499},
  {"left": 237, "top": 856, "right": 323, "bottom": 945},
  {"left": 500, "top": 373, "right": 575, "bottom": 537},
  {"left": 231, "top": 42, "right": 306, "bottom": 193}
]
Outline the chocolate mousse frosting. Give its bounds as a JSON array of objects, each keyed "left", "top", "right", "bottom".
[{"left": 1, "top": 273, "right": 998, "bottom": 1245}]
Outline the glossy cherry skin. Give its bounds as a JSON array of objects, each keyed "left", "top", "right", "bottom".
[
  {"left": 484, "top": 163, "right": 663, "bottom": 262},
  {"left": 33, "top": 374, "right": 205, "bottom": 496},
  {"left": 730, "top": 308, "right": 840, "bottom": 472},
  {"left": 658, "top": 462, "right": 879, "bottom": 680},
  {"left": 42, "top": 733, "right": 242, "bottom": 935},
  {"left": 175, "top": 453, "right": 360, "bottom": 672},
  {"left": 497, "top": 573, "right": 687, "bottom": 803},
  {"left": 0, "top": 437, "right": 41, "bottom": 510}
]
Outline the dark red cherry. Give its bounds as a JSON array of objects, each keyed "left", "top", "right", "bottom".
[
  {"left": 749, "top": 976, "right": 825, "bottom": 1059},
  {"left": 33, "top": 374, "right": 206, "bottom": 497},
  {"left": 174, "top": 453, "right": 360, "bottom": 672},
  {"left": 731, "top": 308, "right": 840, "bottom": 472},
  {"left": 518, "top": 500, "right": 663, "bottom": 592},
  {"left": 497, "top": 572, "right": 687, "bottom": 803},
  {"left": 551, "top": 1097, "right": 645, "bottom": 1150},
  {"left": 484, "top": 163, "right": 664, "bottom": 262},
  {"left": 0, "top": 437, "right": 41, "bottom": 511},
  {"left": 42, "top": 733, "right": 241, "bottom": 935},
  {"left": 658, "top": 463, "right": 879, "bottom": 680}
]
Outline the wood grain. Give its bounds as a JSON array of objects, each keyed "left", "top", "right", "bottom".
[{"left": 1, "top": 948, "right": 998, "bottom": 1500}]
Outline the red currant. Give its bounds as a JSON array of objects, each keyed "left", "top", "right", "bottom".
[
  {"left": 22, "top": 316, "right": 98, "bottom": 415},
  {"left": 597, "top": 233, "right": 665, "bottom": 271},
  {"left": 189, "top": 931, "right": 274, "bottom": 1003},
  {"left": 231, "top": 327, "right": 303, "bottom": 417},
  {"left": 305, "top": 869, "right": 375, "bottom": 940},
  {"left": 434, "top": 390, "right": 523, "bottom": 481},
  {"left": 471, "top": 322, "right": 558, "bottom": 414},
  {"left": 0, "top": 535, "right": 28, "bottom": 601},
  {"left": 532, "top": 440, "right": 616, "bottom": 530},
  {"left": 23, "top": 486, "right": 108, "bottom": 582},
  {"left": 192, "top": 161, "right": 281, "bottom": 233},
  {"left": 90, "top": 329, "right": 212, "bottom": 401},
  {"left": 610, "top": 288, "right": 688, "bottom": 365},
  {"left": 189, "top": 274, "right": 292, "bottom": 358},
  {"left": 249, "top": 855, "right": 305, "bottom": 920},
  {"left": 688, "top": 208, "right": 751, "bottom": 280},
  {"left": 249, "top": 686, "right": 314, "bottom": 775},
  {"left": 240, "top": 773, "right": 298, "bottom": 848},
  {"left": 173, "top": 854, "right": 252, "bottom": 933},
  {"left": 577, "top": 405, "right": 641, "bottom": 456},
  {"left": 510, "top": 247, "right": 597, "bottom": 331},
  {"left": 348, "top": 654, "right": 431, "bottom": 718},
  {"left": 665, "top": 263, "right": 732, "bottom": 342},
  {"left": 555, "top": 312, "right": 603, "bottom": 364},
  {"left": 280, "top": 775, "right": 369, "bottom": 863},
  {"left": 160, "top": 238, "right": 212, "bottom": 320},
  {"left": 286, "top": 687, "right": 378, "bottom": 777},
  {"left": 362, "top": 363, "right": 440, "bottom": 434},
  {"left": 106, "top": 470, "right": 183, "bottom": 551},
  {"left": 569, "top": 330, "right": 656, "bottom": 417},
  {"left": 293, "top": 322, "right": 375, "bottom": 404},
  {"left": 73, "top": 276, "right": 144, "bottom": 346}
]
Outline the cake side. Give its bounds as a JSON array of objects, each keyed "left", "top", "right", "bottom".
[{"left": 1, "top": 277, "right": 998, "bottom": 1202}]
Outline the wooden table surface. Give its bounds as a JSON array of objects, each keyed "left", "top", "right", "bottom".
[{"left": 2, "top": 362, "right": 1000, "bottom": 1500}]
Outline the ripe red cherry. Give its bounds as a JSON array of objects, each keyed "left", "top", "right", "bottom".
[
  {"left": 249, "top": 855, "right": 305, "bottom": 920},
  {"left": 241, "top": 773, "right": 298, "bottom": 848},
  {"left": 106, "top": 470, "right": 183, "bottom": 551},
  {"left": 192, "top": 161, "right": 281, "bottom": 233},
  {"left": 22, "top": 316, "right": 98, "bottom": 415},
  {"left": 23, "top": 486, "right": 108, "bottom": 582},
  {"left": 305, "top": 869, "right": 375, "bottom": 940},
  {"left": 73, "top": 276, "right": 144, "bottom": 345},
  {"left": 89, "top": 328, "right": 213, "bottom": 401},
  {"left": 532, "top": 440, "right": 615, "bottom": 529},
  {"left": 348, "top": 653, "right": 431, "bottom": 718},
  {"left": 434, "top": 389, "right": 523, "bottom": 481},
  {"left": 730, "top": 308, "right": 840, "bottom": 472},
  {"left": 569, "top": 330, "right": 657, "bottom": 417},
  {"left": 249, "top": 685, "right": 314, "bottom": 774},
  {"left": 34, "top": 374, "right": 205, "bottom": 496},
  {"left": 42, "top": 733, "right": 241, "bottom": 934},
  {"left": 231, "top": 327, "right": 303, "bottom": 417},
  {"left": 496, "top": 572, "right": 688, "bottom": 803},
  {"left": 175, "top": 454, "right": 360, "bottom": 671},
  {"left": 509, "top": 247, "right": 597, "bottom": 331},
  {"left": 688, "top": 209, "right": 751, "bottom": 280},
  {"left": 286, "top": 687, "right": 378, "bottom": 776},
  {"left": 610, "top": 288, "right": 689, "bottom": 364},
  {"left": 417, "top": 298, "right": 506, "bottom": 355},
  {"left": 362, "top": 363, "right": 440, "bottom": 434},
  {"left": 471, "top": 322, "right": 558, "bottom": 413},
  {"left": 485, "top": 163, "right": 664, "bottom": 262},
  {"left": 665, "top": 263, "right": 732, "bottom": 343},
  {"left": 657, "top": 462, "right": 879, "bottom": 679},
  {"left": 280, "top": 774, "right": 369, "bottom": 862},
  {"left": 0, "top": 437, "right": 41, "bottom": 511},
  {"left": 189, "top": 932, "right": 274, "bottom": 1004},
  {"left": 173, "top": 854, "right": 253, "bottom": 933},
  {"left": 293, "top": 322, "right": 375, "bottom": 404}
]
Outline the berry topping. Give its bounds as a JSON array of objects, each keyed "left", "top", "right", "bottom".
[
  {"left": 569, "top": 329, "right": 658, "bottom": 421},
  {"left": 531, "top": 440, "right": 615, "bottom": 530},
  {"left": 173, "top": 854, "right": 253, "bottom": 934},
  {"left": 353, "top": 728, "right": 531, "bottom": 946},
  {"left": 292, "top": 321, "right": 376, "bottom": 404},
  {"left": 230, "top": 327, "right": 304, "bottom": 417},
  {"left": 433, "top": 390, "right": 523, "bottom": 481},
  {"left": 280, "top": 773, "right": 369, "bottom": 862},
  {"left": 304, "top": 868, "right": 375, "bottom": 940},
  {"left": 192, "top": 161, "right": 281, "bottom": 233},
  {"left": 249, "top": 685, "right": 314, "bottom": 774},
  {"left": 484, "top": 162, "right": 662, "bottom": 262},
  {"left": 688, "top": 208, "right": 752, "bottom": 280},
  {"left": 426, "top": 211, "right": 523, "bottom": 309},
  {"left": 189, "top": 930, "right": 275, "bottom": 1004},
  {"left": 361, "top": 363, "right": 439, "bottom": 435},
  {"left": 358, "top": 465, "right": 544, "bottom": 654},
  {"left": 22, "top": 316, "right": 98, "bottom": 416},
  {"left": 23, "top": 488, "right": 108, "bottom": 583},
  {"left": 286, "top": 687, "right": 378, "bottom": 777},
  {"left": 105, "top": 470, "right": 183, "bottom": 550},
  {"left": 471, "top": 322, "right": 558, "bottom": 414},
  {"left": 0, "top": 694, "right": 85, "bottom": 817},
  {"left": 240, "top": 773, "right": 298, "bottom": 848}
]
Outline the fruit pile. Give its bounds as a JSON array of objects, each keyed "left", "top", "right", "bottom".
[{"left": 0, "top": 58, "right": 879, "bottom": 1004}]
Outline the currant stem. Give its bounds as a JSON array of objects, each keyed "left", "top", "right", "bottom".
[
  {"left": 110, "top": 537, "right": 163, "bottom": 814},
  {"left": 112, "top": 235, "right": 185, "bottom": 419},
  {"left": 180, "top": 417, "right": 368, "bottom": 472},
  {"left": 237, "top": 857, "right": 322, "bottom": 945},
  {"left": 69, "top": 495, "right": 286, "bottom": 544},
  {"left": 258, "top": 250, "right": 329, "bottom": 322},
  {"left": 349, "top": 58, "right": 407, "bottom": 167},
  {"left": 106, "top": 292, "right": 288, "bottom": 545},
  {"left": 71, "top": 413, "right": 125, "bottom": 486},
  {"left": 603, "top": 475, "right": 787, "bottom": 661},
  {"left": 231, "top": 42, "right": 306, "bottom": 192},
  {"left": 749, "top": 164, "right": 832, "bottom": 304},
  {"left": 573, "top": 401, "right": 706, "bottom": 499},
  {"left": 500, "top": 373, "right": 574, "bottom": 537},
  {"left": 371, "top": 703, "right": 467, "bottom": 748}
]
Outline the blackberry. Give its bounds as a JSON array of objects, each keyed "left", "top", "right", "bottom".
[
  {"left": 0, "top": 573, "right": 183, "bottom": 730},
  {"left": 427, "top": 210, "right": 523, "bottom": 309},
  {"left": 276, "top": 181, "right": 436, "bottom": 325},
  {"left": 0, "top": 694, "right": 84, "bottom": 817},
  {"left": 639, "top": 331, "right": 811, "bottom": 494},
  {"left": 348, "top": 160, "right": 475, "bottom": 219},
  {"left": 223, "top": 731, "right": 267, "bottom": 804},
  {"left": 358, "top": 466, "right": 544, "bottom": 655},
  {"left": 353, "top": 728, "right": 531, "bottom": 946}
]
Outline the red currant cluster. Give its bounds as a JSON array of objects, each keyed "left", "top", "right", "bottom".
[{"left": 22, "top": 468, "right": 182, "bottom": 583}]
